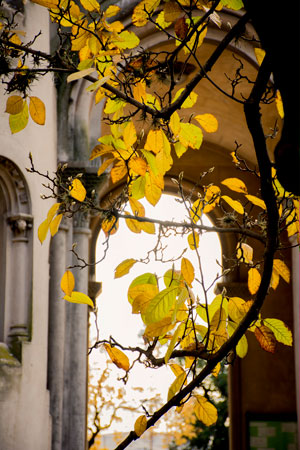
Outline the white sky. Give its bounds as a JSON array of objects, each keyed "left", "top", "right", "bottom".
[{"left": 90, "top": 194, "right": 222, "bottom": 433}]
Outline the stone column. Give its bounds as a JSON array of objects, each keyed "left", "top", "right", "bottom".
[
  {"left": 7, "top": 214, "right": 33, "bottom": 358},
  {"left": 48, "top": 218, "right": 69, "bottom": 450},
  {"left": 63, "top": 212, "right": 90, "bottom": 450}
]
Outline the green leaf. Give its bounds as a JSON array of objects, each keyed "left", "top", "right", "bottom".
[
  {"left": 9, "top": 101, "right": 29, "bottom": 134},
  {"left": 144, "top": 286, "right": 178, "bottom": 324}
]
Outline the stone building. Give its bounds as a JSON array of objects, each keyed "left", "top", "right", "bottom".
[{"left": 0, "top": 1, "right": 298, "bottom": 450}]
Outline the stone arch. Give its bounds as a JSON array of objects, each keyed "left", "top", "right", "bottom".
[{"left": 0, "top": 156, "right": 33, "bottom": 358}]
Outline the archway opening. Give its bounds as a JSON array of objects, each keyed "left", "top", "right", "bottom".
[{"left": 88, "top": 193, "right": 226, "bottom": 448}]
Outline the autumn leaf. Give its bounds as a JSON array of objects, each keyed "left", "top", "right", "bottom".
[
  {"left": 132, "top": 0, "right": 160, "bottom": 27},
  {"left": 248, "top": 267, "right": 261, "bottom": 295},
  {"left": 67, "top": 67, "right": 96, "bottom": 83},
  {"left": 194, "top": 113, "right": 218, "bottom": 133},
  {"left": 227, "top": 321, "right": 248, "bottom": 358},
  {"left": 104, "top": 344, "right": 130, "bottom": 371},
  {"left": 125, "top": 212, "right": 142, "bottom": 233},
  {"left": 275, "top": 90, "right": 284, "bottom": 118},
  {"left": 222, "top": 195, "right": 244, "bottom": 215},
  {"left": 167, "top": 372, "right": 187, "bottom": 401},
  {"left": 255, "top": 325, "right": 276, "bottom": 353},
  {"left": 5, "top": 95, "right": 24, "bottom": 115},
  {"left": 181, "top": 257, "right": 194, "bottom": 287},
  {"left": 228, "top": 297, "right": 253, "bottom": 323},
  {"left": 31, "top": 0, "right": 58, "bottom": 8},
  {"left": 69, "top": 178, "right": 86, "bottom": 202},
  {"left": 237, "top": 243, "right": 253, "bottom": 264},
  {"left": 221, "top": 177, "right": 247, "bottom": 194},
  {"left": 245, "top": 194, "right": 266, "bottom": 210},
  {"left": 114, "top": 259, "right": 137, "bottom": 278},
  {"left": 101, "top": 216, "right": 119, "bottom": 236},
  {"left": 63, "top": 291, "right": 94, "bottom": 307},
  {"left": 123, "top": 121, "right": 137, "bottom": 148},
  {"left": 194, "top": 395, "right": 218, "bottom": 426},
  {"left": 254, "top": 47, "right": 265, "bottom": 66},
  {"left": 61, "top": 270, "right": 75, "bottom": 296},
  {"left": 273, "top": 259, "right": 290, "bottom": 283},
  {"left": 50, "top": 213, "right": 63, "bottom": 236},
  {"left": 144, "top": 316, "right": 174, "bottom": 338},
  {"left": 111, "top": 160, "right": 127, "bottom": 183},
  {"left": 174, "top": 17, "right": 188, "bottom": 40},
  {"left": 38, "top": 218, "right": 50, "bottom": 244},
  {"left": 187, "top": 232, "right": 199, "bottom": 250},
  {"left": 134, "top": 415, "right": 147, "bottom": 437}
]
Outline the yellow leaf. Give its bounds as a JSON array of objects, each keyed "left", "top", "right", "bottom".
[
  {"left": 222, "top": 195, "right": 244, "bottom": 215},
  {"left": 134, "top": 415, "right": 147, "bottom": 437},
  {"left": 194, "top": 113, "right": 218, "bottom": 133},
  {"left": 132, "top": 294, "right": 152, "bottom": 314},
  {"left": 245, "top": 194, "right": 266, "bottom": 209},
  {"left": 47, "top": 203, "right": 61, "bottom": 222},
  {"left": 129, "top": 198, "right": 145, "bottom": 217},
  {"left": 114, "top": 259, "right": 137, "bottom": 278},
  {"left": 173, "top": 88, "right": 198, "bottom": 109},
  {"left": 5, "top": 95, "right": 24, "bottom": 115},
  {"left": 67, "top": 67, "right": 96, "bottom": 83},
  {"left": 144, "top": 316, "right": 174, "bottom": 338},
  {"left": 111, "top": 160, "right": 127, "bottom": 183},
  {"left": 221, "top": 178, "right": 248, "bottom": 194},
  {"left": 263, "top": 318, "right": 292, "bottom": 346},
  {"left": 165, "top": 324, "right": 184, "bottom": 364},
  {"left": 63, "top": 291, "right": 94, "bottom": 307},
  {"left": 145, "top": 172, "right": 162, "bottom": 206},
  {"left": 105, "top": 5, "right": 121, "bottom": 17},
  {"left": 167, "top": 372, "right": 187, "bottom": 401},
  {"left": 227, "top": 321, "right": 248, "bottom": 358},
  {"left": 132, "top": 0, "right": 160, "bottom": 27},
  {"left": 237, "top": 243, "right": 253, "bottom": 264},
  {"left": 140, "top": 221, "right": 156, "bottom": 234},
  {"left": 270, "top": 269, "right": 280, "bottom": 290},
  {"left": 273, "top": 259, "right": 290, "bottom": 283},
  {"left": 79, "top": 0, "right": 99, "bottom": 12},
  {"left": 111, "top": 30, "right": 140, "bottom": 50},
  {"left": 212, "top": 362, "right": 221, "bottom": 377},
  {"left": 179, "top": 122, "right": 203, "bottom": 149},
  {"left": 181, "top": 257, "right": 194, "bottom": 287},
  {"left": 144, "top": 129, "right": 164, "bottom": 154},
  {"left": 104, "top": 344, "right": 130, "bottom": 371},
  {"left": 194, "top": 395, "right": 218, "bottom": 426},
  {"left": 187, "top": 232, "right": 199, "bottom": 250},
  {"left": 9, "top": 101, "right": 29, "bottom": 134},
  {"left": 69, "top": 179, "right": 86, "bottom": 202},
  {"left": 101, "top": 216, "right": 119, "bottom": 236},
  {"left": 31, "top": 0, "right": 58, "bottom": 8},
  {"left": 169, "top": 363, "right": 185, "bottom": 378},
  {"left": 123, "top": 121, "right": 137, "bottom": 148},
  {"left": 129, "top": 156, "right": 147, "bottom": 176},
  {"left": 29, "top": 96, "right": 46, "bottom": 125},
  {"left": 61, "top": 270, "right": 75, "bottom": 297},
  {"left": 97, "top": 157, "right": 115, "bottom": 176},
  {"left": 275, "top": 90, "right": 284, "bottom": 119},
  {"left": 156, "top": 10, "right": 171, "bottom": 29},
  {"left": 170, "top": 111, "right": 181, "bottom": 137},
  {"left": 133, "top": 81, "right": 147, "bottom": 103},
  {"left": 125, "top": 212, "right": 142, "bottom": 233},
  {"left": 203, "top": 185, "right": 220, "bottom": 213},
  {"left": 38, "top": 218, "right": 50, "bottom": 244},
  {"left": 248, "top": 267, "right": 261, "bottom": 295},
  {"left": 254, "top": 47, "right": 265, "bottom": 66},
  {"left": 228, "top": 297, "right": 253, "bottom": 323},
  {"left": 50, "top": 213, "right": 63, "bottom": 236},
  {"left": 128, "top": 282, "right": 158, "bottom": 305}
]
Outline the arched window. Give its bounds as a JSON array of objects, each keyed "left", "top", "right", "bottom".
[{"left": 0, "top": 156, "right": 33, "bottom": 359}]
